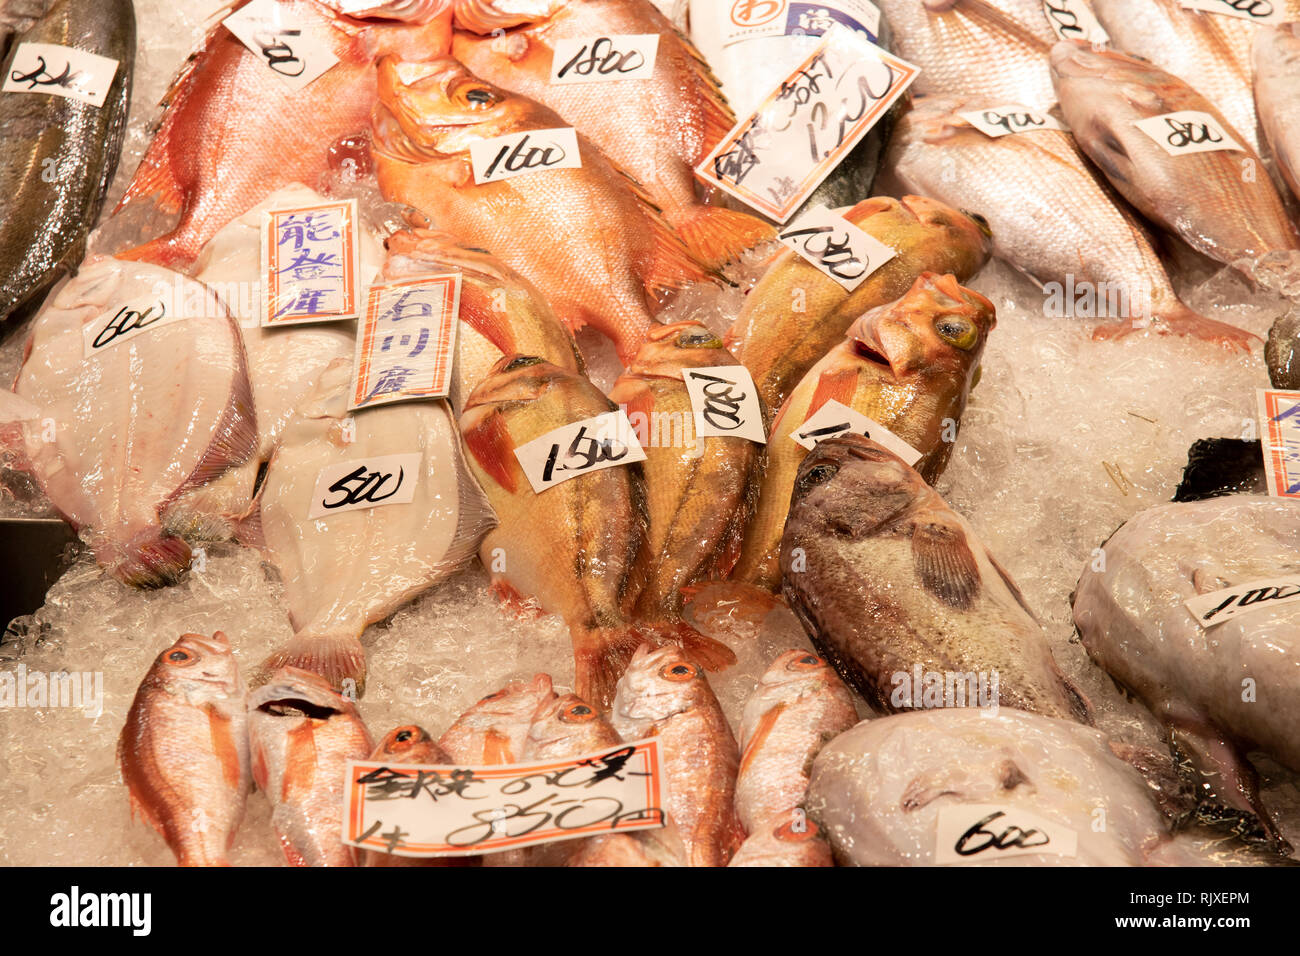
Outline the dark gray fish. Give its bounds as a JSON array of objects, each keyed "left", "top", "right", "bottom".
[
  {"left": 1267, "top": 308, "right": 1300, "bottom": 389},
  {"left": 0, "top": 0, "right": 133, "bottom": 322}
]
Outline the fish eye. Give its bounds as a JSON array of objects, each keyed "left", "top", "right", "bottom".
[
  {"left": 962, "top": 210, "right": 992, "bottom": 238},
  {"left": 676, "top": 330, "right": 723, "bottom": 349},
  {"left": 166, "top": 649, "right": 194, "bottom": 665},
  {"left": 395, "top": 729, "right": 414, "bottom": 742},
  {"left": 457, "top": 84, "right": 499, "bottom": 109},
  {"left": 801, "top": 462, "right": 839, "bottom": 486},
  {"left": 562, "top": 703, "right": 596, "bottom": 721},
  {"left": 502, "top": 355, "right": 544, "bottom": 371},
  {"left": 790, "top": 654, "right": 824, "bottom": 670},
  {"left": 660, "top": 662, "right": 699, "bottom": 682},
  {"left": 935, "top": 315, "right": 978, "bottom": 350},
  {"left": 774, "top": 819, "right": 818, "bottom": 842}
]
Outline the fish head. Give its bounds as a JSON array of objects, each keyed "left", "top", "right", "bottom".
[
  {"left": 895, "top": 195, "right": 993, "bottom": 262},
  {"left": 622, "top": 321, "right": 730, "bottom": 379},
  {"left": 612, "top": 643, "right": 709, "bottom": 725},
  {"left": 146, "top": 631, "right": 242, "bottom": 699},
  {"left": 374, "top": 55, "right": 537, "bottom": 160},
  {"left": 788, "top": 435, "right": 928, "bottom": 539},
  {"left": 845, "top": 273, "right": 995, "bottom": 396},
  {"left": 759, "top": 649, "right": 841, "bottom": 694},
  {"left": 526, "top": 693, "right": 617, "bottom": 754},
  {"left": 462, "top": 354, "right": 579, "bottom": 409},
  {"left": 247, "top": 666, "right": 360, "bottom": 725},
  {"left": 372, "top": 724, "right": 447, "bottom": 763},
  {"left": 452, "top": 0, "right": 569, "bottom": 34},
  {"left": 457, "top": 673, "right": 557, "bottom": 730}
]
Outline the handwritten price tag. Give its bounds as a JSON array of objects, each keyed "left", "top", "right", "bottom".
[
  {"left": 349, "top": 275, "right": 460, "bottom": 411},
  {"left": 1179, "top": 0, "right": 1286, "bottom": 23},
  {"left": 695, "top": 25, "right": 918, "bottom": 222},
  {"left": 2, "top": 42, "right": 120, "bottom": 107},
  {"left": 1185, "top": 574, "right": 1300, "bottom": 627},
  {"left": 222, "top": 0, "right": 340, "bottom": 91},
  {"left": 470, "top": 127, "right": 582, "bottom": 184},
  {"left": 934, "top": 804, "right": 1078, "bottom": 864},
  {"left": 550, "top": 34, "right": 659, "bottom": 84},
  {"left": 1041, "top": 0, "right": 1110, "bottom": 43},
  {"left": 513, "top": 411, "right": 647, "bottom": 493},
  {"left": 777, "top": 204, "right": 896, "bottom": 291},
  {"left": 82, "top": 299, "right": 185, "bottom": 358},
  {"left": 1133, "top": 110, "right": 1243, "bottom": 156},
  {"left": 957, "top": 105, "right": 1066, "bottom": 139},
  {"left": 307, "top": 453, "right": 422, "bottom": 519},
  {"left": 1257, "top": 388, "right": 1300, "bottom": 498},
  {"left": 791, "top": 399, "right": 922, "bottom": 465},
  {"left": 342, "top": 740, "right": 666, "bottom": 857},
  {"left": 261, "top": 199, "right": 361, "bottom": 326},
  {"left": 682, "top": 365, "right": 767, "bottom": 444}
]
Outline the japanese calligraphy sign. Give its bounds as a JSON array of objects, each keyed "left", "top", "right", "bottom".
[
  {"left": 695, "top": 25, "right": 919, "bottom": 222},
  {"left": 777, "top": 204, "right": 897, "bottom": 291},
  {"left": 261, "top": 199, "right": 361, "bottom": 326},
  {"left": 222, "top": 0, "right": 341, "bottom": 91},
  {"left": 342, "top": 740, "right": 666, "bottom": 858},
  {"left": 2, "top": 43, "right": 120, "bottom": 107},
  {"left": 682, "top": 365, "right": 767, "bottom": 444},
  {"left": 1257, "top": 388, "right": 1300, "bottom": 498},
  {"left": 349, "top": 275, "right": 461, "bottom": 411},
  {"left": 513, "top": 410, "right": 648, "bottom": 493},
  {"left": 792, "top": 399, "right": 923, "bottom": 466},
  {"left": 307, "top": 453, "right": 422, "bottom": 519}
]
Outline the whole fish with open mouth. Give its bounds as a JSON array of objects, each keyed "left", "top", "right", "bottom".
[
  {"left": 382, "top": 227, "right": 582, "bottom": 410},
  {"left": 736, "top": 650, "right": 858, "bottom": 835},
  {"left": 438, "top": 674, "right": 558, "bottom": 763},
  {"left": 733, "top": 272, "right": 995, "bottom": 593},
  {"left": 0, "top": 0, "right": 133, "bottom": 323},
  {"left": 370, "top": 55, "right": 715, "bottom": 364},
  {"left": 781, "top": 435, "right": 1091, "bottom": 723},
  {"left": 871, "top": 0, "right": 1058, "bottom": 110},
  {"left": 1254, "top": 22, "right": 1300, "bottom": 207},
  {"left": 458, "top": 355, "right": 733, "bottom": 708},
  {"left": 608, "top": 321, "right": 766, "bottom": 622},
  {"left": 113, "top": 0, "right": 451, "bottom": 268},
  {"left": 612, "top": 643, "right": 744, "bottom": 867},
  {"left": 881, "top": 95, "right": 1257, "bottom": 348},
  {"left": 727, "top": 196, "right": 992, "bottom": 412},
  {"left": 1051, "top": 41, "right": 1300, "bottom": 286},
  {"left": 118, "top": 631, "right": 249, "bottom": 867},
  {"left": 9, "top": 257, "right": 256, "bottom": 587},
  {"left": 255, "top": 359, "right": 494, "bottom": 694},
  {"left": 248, "top": 666, "right": 374, "bottom": 867},
  {"left": 452, "top": 0, "right": 773, "bottom": 269}
]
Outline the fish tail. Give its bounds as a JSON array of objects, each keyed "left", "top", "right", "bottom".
[
  {"left": 635, "top": 619, "right": 737, "bottom": 673},
  {"left": 260, "top": 633, "right": 367, "bottom": 697},
  {"left": 674, "top": 205, "right": 775, "bottom": 272},
  {"left": 574, "top": 627, "right": 643, "bottom": 711},
  {"left": 1095, "top": 304, "right": 1258, "bottom": 352},
  {"left": 110, "top": 530, "right": 192, "bottom": 589},
  {"left": 679, "top": 580, "right": 783, "bottom": 627}
]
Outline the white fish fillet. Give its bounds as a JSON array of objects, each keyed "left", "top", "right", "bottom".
[
  {"left": 11, "top": 256, "right": 256, "bottom": 587},
  {"left": 256, "top": 359, "right": 495, "bottom": 692}
]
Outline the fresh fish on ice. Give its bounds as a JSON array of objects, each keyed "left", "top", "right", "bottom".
[
  {"left": 438, "top": 673, "right": 558, "bottom": 764},
  {"left": 1254, "top": 22, "right": 1300, "bottom": 207}
]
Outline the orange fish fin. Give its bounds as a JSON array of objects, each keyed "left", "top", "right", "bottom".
[
  {"left": 738, "top": 701, "right": 786, "bottom": 779},
  {"left": 207, "top": 707, "right": 244, "bottom": 791},
  {"left": 638, "top": 620, "right": 737, "bottom": 673},
  {"left": 680, "top": 580, "right": 783, "bottom": 626},
  {"left": 808, "top": 367, "right": 859, "bottom": 417},
  {"left": 483, "top": 728, "right": 514, "bottom": 765},
  {"left": 114, "top": 235, "right": 190, "bottom": 268},
  {"left": 489, "top": 576, "right": 545, "bottom": 619},
  {"left": 642, "top": 211, "right": 718, "bottom": 300},
  {"left": 679, "top": 35, "right": 739, "bottom": 154},
  {"left": 910, "top": 518, "right": 981, "bottom": 610},
  {"left": 462, "top": 408, "right": 522, "bottom": 495},
  {"left": 458, "top": 284, "right": 517, "bottom": 355},
  {"left": 707, "top": 507, "right": 750, "bottom": 580},
  {"left": 575, "top": 626, "right": 644, "bottom": 711},
  {"left": 675, "top": 205, "right": 775, "bottom": 271},
  {"left": 261, "top": 634, "right": 367, "bottom": 696}
]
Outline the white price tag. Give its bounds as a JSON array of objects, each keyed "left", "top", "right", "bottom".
[
  {"left": 1041, "top": 0, "right": 1110, "bottom": 43},
  {"left": 957, "top": 105, "right": 1066, "bottom": 139},
  {"left": 350, "top": 275, "right": 460, "bottom": 410},
  {"left": 82, "top": 299, "right": 186, "bottom": 358},
  {"left": 682, "top": 365, "right": 767, "bottom": 444},
  {"left": 934, "top": 804, "right": 1078, "bottom": 864},
  {"left": 777, "top": 204, "right": 896, "bottom": 291},
  {"left": 222, "top": 0, "right": 340, "bottom": 91},
  {"left": 791, "top": 399, "right": 922, "bottom": 465},
  {"left": 2, "top": 43, "right": 120, "bottom": 107},
  {"left": 343, "top": 739, "right": 666, "bottom": 857},
  {"left": 1184, "top": 574, "right": 1300, "bottom": 627},
  {"left": 1179, "top": 0, "right": 1286, "bottom": 23},
  {"left": 1133, "top": 111, "right": 1243, "bottom": 156},
  {"left": 261, "top": 199, "right": 362, "bottom": 326},
  {"left": 470, "top": 127, "right": 583, "bottom": 184},
  {"left": 550, "top": 34, "right": 659, "bottom": 84},
  {"left": 307, "top": 453, "right": 422, "bottom": 519},
  {"left": 1257, "top": 388, "right": 1300, "bottom": 498},
  {"left": 514, "top": 411, "right": 647, "bottom": 493},
  {"left": 695, "top": 25, "right": 919, "bottom": 222}
]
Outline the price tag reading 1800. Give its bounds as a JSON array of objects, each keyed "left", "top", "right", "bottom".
[
  {"left": 549, "top": 34, "right": 659, "bottom": 84},
  {"left": 695, "top": 25, "right": 919, "bottom": 223},
  {"left": 1179, "top": 0, "right": 1286, "bottom": 23},
  {"left": 777, "top": 205, "right": 896, "bottom": 291},
  {"left": 513, "top": 411, "right": 647, "bottom": 493},
  {"left": 682, "top": 365, "right": 767, "bottom": 444}
]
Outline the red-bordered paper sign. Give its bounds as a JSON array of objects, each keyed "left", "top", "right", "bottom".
[
  {"left": 342, "top": 739, "right": 665, "bottom": 857},
  {"left": 1257, "top": 388, "right": 1300, "bottom": 498},
  {"left": 694, "top": 25, "right": 919, "bottom": 222},
  {"left": 350, "top": 274, "right": 461, "bottom": 411},
  {"left": 261, "top": 199, "right": 361, "bottom": 326}
]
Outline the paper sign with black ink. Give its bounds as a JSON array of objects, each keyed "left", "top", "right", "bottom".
[
  {"left": 514, "top": 411, "right": 648, "bottom": 493},
  {"left": 307, "top": 453, "right": 422, "bottom": 519},
  {"left": 350, "top": 275, "right": 460, "bottom": 411},
  {"left": 934, "top": 804, "right": 1078, "bottom": 864},
  {"left": 682, "top": 365, "right": 767, "bottom": 444},
  {"left": 777, "top": 204, "right": 896, "bottom": 291},
  {"left": 791, "top": 399, "right": 922, "bottom": 465}
]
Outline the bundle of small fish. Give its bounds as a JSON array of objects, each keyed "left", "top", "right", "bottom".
[{"left": 3, "top": 0, "right": 1300, "bottom": 866}]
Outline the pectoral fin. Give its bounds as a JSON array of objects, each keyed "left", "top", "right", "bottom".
[{"left": 910, "top": 518, "right": 981, "bottom": 609}]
